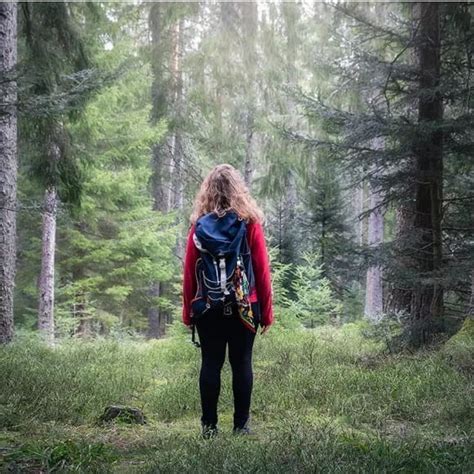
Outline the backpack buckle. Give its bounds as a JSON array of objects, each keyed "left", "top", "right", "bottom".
[{"left": 223, "top": 304, "right": 233, "bottom": 316}]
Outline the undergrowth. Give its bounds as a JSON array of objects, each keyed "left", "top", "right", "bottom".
[{"left": 1, "top": 321, "right": 472, "bottom": 472}]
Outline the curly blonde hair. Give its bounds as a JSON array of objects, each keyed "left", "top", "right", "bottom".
[{"left": 190, "top": 164, "right": 264, "bottom": 224}]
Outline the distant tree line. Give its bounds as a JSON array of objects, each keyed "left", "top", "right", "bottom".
[{"left": 0, "top": 1, "right": 472, "bottom": 348}]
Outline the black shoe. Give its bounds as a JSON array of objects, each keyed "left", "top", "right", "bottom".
[
  {"left": 233, "top": 425, "right": 251, "bottom": 435},
  {"left": 233, "top": 420, "right": 252, "bottom": 435},
  {"left": 201, "top": 422, "right": 218, "bottom": 439}
]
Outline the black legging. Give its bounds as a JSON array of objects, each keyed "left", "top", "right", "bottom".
[{"left": 195, "top": 307, "right": 257, "bottom": 429}]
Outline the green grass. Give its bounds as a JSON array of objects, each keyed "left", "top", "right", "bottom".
[{"left": 0, "top": 322, "right": 472, "bottom": 472}]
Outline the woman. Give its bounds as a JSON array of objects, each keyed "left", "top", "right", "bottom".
[{"left": 182, "top": 164, "right": 274, "bottom": 438}]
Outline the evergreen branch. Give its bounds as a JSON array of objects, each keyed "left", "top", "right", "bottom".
[{"left": 329, "top": 2, "right": 409, "bottom": 43}]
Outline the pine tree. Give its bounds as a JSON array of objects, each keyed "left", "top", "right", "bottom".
[
  {"left": 287, "top": 2, "right": 474, "bottom": 345},
  {"left": 148, "top": 3, "right": 196, "bottom": 337},
  {"left": 289, "top": 252, "right": 343, "bottom": 328},
  {"left": 54, "top": 3, "right": 175, "bottom": 337},
  {"left": 19, "top": 2, "right": 102, "bottom": 343},
  {"left": 409, "top": 2, "right": 444, "bottom": 345}
]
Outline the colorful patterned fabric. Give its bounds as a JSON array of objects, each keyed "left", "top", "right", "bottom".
[{"left": 233, "top": 262, "right": 256, "bottom": 332}]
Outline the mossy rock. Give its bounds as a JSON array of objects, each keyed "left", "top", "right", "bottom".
[
  {"left": 98, "top": 405, "right": 147, "bottom": 425},
  {"left": 446, "top": 317, "right": 474, "bottom": 346},
  {"left": 443, "top": 317, "right": 474, "bottom": 374}
]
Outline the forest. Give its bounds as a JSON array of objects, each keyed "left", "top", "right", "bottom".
[{"left": 0, "top": 1, "right": 473, "bottom": 472}]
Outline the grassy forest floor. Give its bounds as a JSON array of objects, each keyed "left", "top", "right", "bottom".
[{"left": 0, "top": 322, "right": 472, "bottom": 473}]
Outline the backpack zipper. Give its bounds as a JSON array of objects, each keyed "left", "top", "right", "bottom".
[
  {"left": 213, "top": 259, "right": 219, "bottom": 285},
  {"left": 219, "top": 257, "right": 229, "bottom": 295}
]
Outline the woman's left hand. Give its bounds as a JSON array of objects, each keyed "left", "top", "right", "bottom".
[{"left": 260, "top": 325, "right": 270, "bottom": 335}]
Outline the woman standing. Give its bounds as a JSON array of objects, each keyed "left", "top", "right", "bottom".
[{"left": 182, "top": 164, "right": 274, "bottom": 438}]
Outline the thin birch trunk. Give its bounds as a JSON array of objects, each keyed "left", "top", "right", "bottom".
[{"left": 38, "top": 184, "right": 58, "bottom": 345}]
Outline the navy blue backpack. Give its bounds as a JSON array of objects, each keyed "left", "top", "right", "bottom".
[{"left": 190, "top": 210, "right": 257, "bottom": 345}]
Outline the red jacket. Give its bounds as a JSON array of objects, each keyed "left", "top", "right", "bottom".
[{"left": 182, "top": 220, "right": 274, "bottom": 328}]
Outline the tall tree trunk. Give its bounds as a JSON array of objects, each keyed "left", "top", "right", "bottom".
[
  {"left": 38, "top": 184, "right": 58, "bottom": 345},
  {"left": 164, "top": 20, "right": 180, "bottom": 212},
  {"left": 73, "top": 290, "right": 91, "bottom": 337},
  {"left": 386, "top": 6, "right": 419, "bottom": 318},
  {"left": 240, "top": 1, "right": 257, "bottom": 188},
  {"left": 148, "top": 147, "right": 169, "bottom": 339},
  {"left": 71, "top": 223, "right": 91, "bottom": 338},
  {"left": 147, "top": 297, "right": 163, "bottom": 338},
  {"left": 221, "top": 2, "right": 238, "bottom": 33},
  {"left": 148, "top": 3, "right": 175, "bottom": 338},
  {"left": 0, "top": 1, "right": 17, "bottom": 344},
  {"left": 149, "top": 5, "right": 191, "bottom": 336},
  {"left": 171, "top": 18, "right": 184, "bottom": 211},
  {"left": 355, "top": 183, "right": 366, "bottom": 247},
  {"left": 409, "top": 2, "right": 444, "bottom": 346},
  {"left": 171, "top": 17, "right": 186, "bottom": 261},
  {"left": 279, "top": 1, "right": 299, "bottom": 264},
  {"left": 364, "top": 138, "right": 384, "bottom": 322},
  {"left": 385, "top": 192, "right": 416, "bottom": 315},
  {"left": 243, "top": 112, "right": 255, "bottom": 187}
]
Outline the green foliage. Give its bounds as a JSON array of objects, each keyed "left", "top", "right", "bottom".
[
  {"left": 56, "top": 6, "right": 178, "bottom": 334},
  {"left": 0, "top": 336, "right": 155, "bottom": 427},
  {"left": 267, "top": 247, "right": 291, "bottom": 307},
  {"left": 288, "top": 252, "right": 343, "bottom": 327},
  {"left": 287, "top": 2, "right": 474, "bottom": 337},
  {"left": 4, "top": 440, "right": 117, "bottom": 473},
  {"left": 1, "top": 326, "right": 472, "bottom": 472},
  {"left": 341, "top": 281, "right": 365, "bottom": 323},
  {"left": 12, "top": 1, "right": 473, "bottom": 342},
  {"left": 361, "top": 315, "right": 408, "bottom": 354},
  {"left": 15, "top": 10, "right": 178, "bottom": 335},
  {"left": 299, "top": 154, "right": 358, "bottom": 291},
  {"left": 18, "top": 2, "right": 108, "bottom": 205}
]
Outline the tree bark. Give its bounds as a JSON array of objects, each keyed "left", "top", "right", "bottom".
[
  {"left": 240, "top": 1, "right": 258, "bottom": 188},
  {"left": 278, "top": 1, "right": 299, "bottom": 264},
  {"left": 364, "top": 138, "right": 384, "bottom": 322},
  {"left": 38, "top": 183, "right": 58, "bottom": 345},
  {"left": 171, "top": 17, "right": 186, "bottom": 261},
  {"left": 409, "top": 2, "right": 444, "bottom": 346},
  {"left": 385, "top": 198, "right": 416, "bottom": 315},
  {"left": 73, "top": 291, "right": 91, "bottom": 337},
  {"left": 147, "top": 281, "right": 166, "bottom": 338},
  {"left": 148, "top": 2, "right": 175, "bottom": 338},
  {"left": 71, "top": 225, "right": 91, "bottom": 338},
  {"left": 385, "top": 5, "right": 419, "bottom": 317},
  {"left": 355, "top": 183, "right": 366, "bottom": 247},
  {"left": 0, "top": 1, "right": 17, "bottom": 344},
  {"left": 243, "top": 112, "right": 255, "bottom": 187},
  {"left": 171, "top": 18, "right": 184, "bottom": 211},
  {"left": 220, "top": 2, "right": 238, "bottom": 33},
  {"left": 148, "top": 147, "right": 168, "bottom": 337}
]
